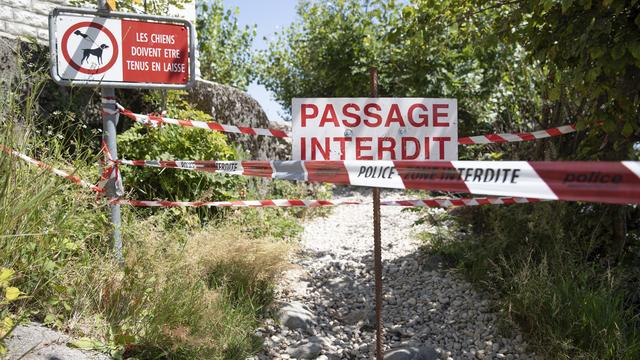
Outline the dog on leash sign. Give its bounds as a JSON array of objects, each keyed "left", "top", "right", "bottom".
[{"left": 49, "top": 8, "right": 195, "bottom": 89}]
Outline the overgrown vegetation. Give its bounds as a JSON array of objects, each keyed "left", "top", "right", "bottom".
[
  {"left": 258, "top": 0, "right": 640, "bottom": 359},
  {"left": 196, "top": 0, "right": 256, "bottom": 90},
  {"left": 0, "top": 37, "right": 315, "bottom": 359}
]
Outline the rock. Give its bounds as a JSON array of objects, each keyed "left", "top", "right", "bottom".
[
  {"left": 279, "top": 301, "right": 316, "bottom": 331},
  {"left": 4, "top": 323, "right": 111, "bottom": 360},
  {"left": 286, "top": 342, "right": 323, "bottom": 359},
  {"left": 342, "top": 309, "right": 371, "bottom": 325},
  {"left": 187, "top": 79, "right": 290, "bottom": 161},
  {"left": 384, "top": 346, "right": 439, "bottom": 360}
]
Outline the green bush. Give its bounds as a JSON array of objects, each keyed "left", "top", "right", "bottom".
[
  {"left": 423, "top": 202, "right": 640, "bottom": 359},
  {"left": 0, "top": 54, "right": 294, "bottom": 359},
  {"left": 118, "top": 93, "right": 241, "bottom": 202}
]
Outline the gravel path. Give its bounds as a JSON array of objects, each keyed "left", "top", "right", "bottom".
[{"left": 252, "top": 189, "right": 541, "bottom": 360}]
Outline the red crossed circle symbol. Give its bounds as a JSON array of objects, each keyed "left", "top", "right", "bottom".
[{"left": 61, "top": 21, "right": 119, "bottom": 75}]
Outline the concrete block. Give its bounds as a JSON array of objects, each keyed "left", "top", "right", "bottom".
[
  {"left": 4, "top": 21, "right": 37, "bottom": 37},
  {"left": 13, "top": 8, "right": 48, "bottom": 28},
  {"left": 1, "top": 0, "right": 31, "bottom": 8},
  {"left": 0, "top": 5, "right": 12, "bottom": 20},
  {"left": 32, "top": 1, "right": 57, "bottom": 15}
]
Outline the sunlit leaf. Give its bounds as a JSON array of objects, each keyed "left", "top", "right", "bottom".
[
  {"left": 0, "top": 268, "right": 14, "bottom": 287},
  {"left": 4, "top": 287, "right": 20, "bottom": 301}
]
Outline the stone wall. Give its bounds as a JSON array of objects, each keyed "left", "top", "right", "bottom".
[
  {"left": 0, "top": 0, "right": 65, "bottom": 44},
  {"left": 0, "top": 0, "right": 196, "bottom": 44},
  {"left": 188, "top": 79, "right": 291, "bottom": 161}
]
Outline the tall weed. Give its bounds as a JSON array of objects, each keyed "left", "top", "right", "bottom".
[
  {"left": 1, "top": 45, "right": 293, "bottom": 359},
  {"left": 422, "top": 202, "right": 640, "bottom": 359}
]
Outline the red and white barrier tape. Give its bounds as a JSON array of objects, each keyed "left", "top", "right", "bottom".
[
  {"left": 112, "top": 196, "right": 548, "bottom": 208},
  {"left": 108, "top": 101, "right": 576, "bottom": 145},
  {"left": 0, "top": 145, "right": 104, "bottom": 193},
  {"left": 0, "top": 144, "right": 567, "bottom": 208},
  {"left": 115, "top": 158, "right": 640, "bottom": 205},
  {"left": 380, "top": 196, "right": 549, "bottom": 207},
  {"left": 458, "top": 124, "right": 577, "bottom": 144},
  {"left": 113, "top": 103, "right": 291, "bottom": 138},
  {"left": 111, "top": 198, "right": 362, "bottom": 207}
]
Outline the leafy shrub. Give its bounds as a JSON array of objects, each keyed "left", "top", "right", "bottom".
[
  {"left": 118, "top": 93, "right": 241, "bottom": 202},
  {"left": 423, "top": 202, "right": 640, "bottom": 359}
]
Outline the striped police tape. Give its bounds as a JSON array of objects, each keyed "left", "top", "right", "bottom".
[
  {"left": 0, "top": 144, "right": 104, "bottom": 193},
  {"left": 4, "top": 142, "right": 637, "bottom": 207},
  {"left": 111, "top": 198, "right": 362, "bottom": 207},
  {"left": 107, "top": 100, "right": 577, "bottom": 145},
  {"left": 115, "top": 159, "right": 640, "bottom": 205},
  {"left": 0, "top": 144, "right": 559, "bottom": 209},
  {"left": 111, "top": 196, "right": 548, "bottom": 208}
]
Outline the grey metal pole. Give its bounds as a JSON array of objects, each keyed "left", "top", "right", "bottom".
[
  {"left": 98, "top": 0, "right": 123, "bottom": 263},
  {"left": 370, "top": 67, "right": 383, "bottom": 360}
]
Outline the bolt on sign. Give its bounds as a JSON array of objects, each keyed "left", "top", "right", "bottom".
[
  {"left": 292, "top": 98, "right": 458, "bottom": 161},
  {"left": 49, "top": 7, "right": 195, "bottom": 89}
]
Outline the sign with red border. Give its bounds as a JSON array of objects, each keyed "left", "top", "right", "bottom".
[
  {"left": 49, "top": 8, "right": 195, "bottom": 89},
  {"left": 292, "top": 98, "right": 458, "bottom": 161}
]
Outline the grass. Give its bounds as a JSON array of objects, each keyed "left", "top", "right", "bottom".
[
  {"left": 0, "top": 59, "right": 300, "bottom": 359},
  {"left": 419, "top": 203, "right": 640, "bottom": 359}
]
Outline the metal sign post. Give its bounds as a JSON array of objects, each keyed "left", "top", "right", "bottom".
[
  {"left": 370, "top": 67, "right": 383, "bottom": 360},
  {"left": 47, "top": 1, "right": 195, "bottom": 262},
  {"left": 97, "top": 0, "right": 122, "bottom": 262}
]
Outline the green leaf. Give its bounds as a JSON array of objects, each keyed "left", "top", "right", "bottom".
[
  {"left": 0, "top": 268, "right": 14, "bottom": 287},
  {"left": 69, "top": 338, "right": 101, "bottom": 350},
  {"left": 612, "top": 44, "right": 626, "bottom": 60},
  {"left": 561, "top": 0, "right": 574, "bottom": 13},
  {"left": 2, "top": 316, "right": 14, "bottom": 332},
  {"left": 589, "top": 46, "right": 605, "bottom": 59},
  {"left": 4, "top": 287, "right": 20, "bottom": 301},
  {"left": 401, "top": 5, "right": 414, "bottom": 19},
  {"left": 576, "top": 118, "right": 588, "bottom": 131},
  {"left": 628, "top": 42, "right": 640, "bottom": 60},
  {"left": 549, "top": 86, "right": 561, "bottom": 101},
  {"left": 542, "top": 0, "right": 555, "bottom": 11},
  {"left": 603, "top": 118, "right": 617, "bottom": 133},
  {"left": 622, "top": 122, "right": 634, "bottom": 137}
]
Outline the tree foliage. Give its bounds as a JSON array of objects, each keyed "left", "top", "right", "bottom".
[
  {"left": 494, "top": 0, "right": 640, "bottom": 159},
  {"left": 257, "top": 1, "right": 640, "bottom": 358},
  {"left": 196, "top": 0, "right": 256, "bottom": 90},
  {"left": 258, "top": 0, "right": 639, "bottom": 159}
]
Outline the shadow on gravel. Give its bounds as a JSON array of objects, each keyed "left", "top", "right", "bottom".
[{"left": 297, "top": 248, "right": 530, "bottom": 359}]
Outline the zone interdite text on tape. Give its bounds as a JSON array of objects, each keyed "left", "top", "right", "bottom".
[
  {"left": 3, "top": 144, "right": 635, "bottom": 207},
  {"left": 115, "top": 159, "right": 640, "bottom": 205},
  {"left": 1, "top": 144, "right": 548, "bottom": 209}
]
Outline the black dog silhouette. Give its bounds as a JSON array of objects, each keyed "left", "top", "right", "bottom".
[{"left": 81, "top": 44, "right": 109, "bottom": 65}]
